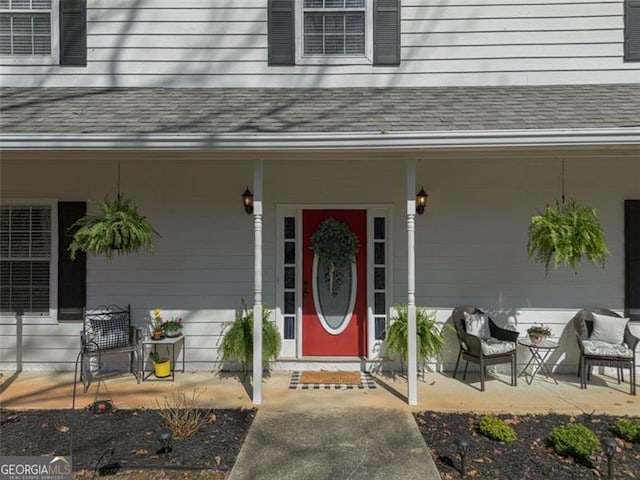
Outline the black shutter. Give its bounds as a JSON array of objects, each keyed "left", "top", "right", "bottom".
[
  {"left": 60, "top": 0, "right": 87, "bottom": 66},
  {"left": 58, "top": 202, "right": 86, "bottom": 321},
  {"left": 268, "top": 0, "right": 295, "bottom": 65},
  {"left": 374, "top": 0, "right": 400, "bottom": 65},
  {"left": 625, "top": 200, "right": 640, "bottom": 321},
  {"left": 626, "top": 0, "right": 640, "bottom": 61}
]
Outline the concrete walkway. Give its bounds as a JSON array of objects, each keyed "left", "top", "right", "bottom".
[
  {"left": 2, "top": 369, "right": 638, "bottom": 480},
  {"left": 229, "top": 408, "right": 440, "bottom": 480}
]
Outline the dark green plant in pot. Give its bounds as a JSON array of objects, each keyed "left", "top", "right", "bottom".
[
  {"left": 69, "top": 194, "right": 159, "bottom": 260},
  {"left": 386, "top": 305, "right": 445, "bottom": 368},
  {"left": 220, "top": 300, "right": 281, "bottom": 378},
  {"left": 527, "top": 199, "right": 609, "bottom": 274}
]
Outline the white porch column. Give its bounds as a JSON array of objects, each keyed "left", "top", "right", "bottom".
[
  {"left": 406, "top": 159, "right": 418, "bottom": 405},
  {"left": 252, "top": 159, "right": 264, "bottom": 405}
]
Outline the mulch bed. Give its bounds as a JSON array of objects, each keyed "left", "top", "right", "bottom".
[
  {"left": 0, "top": 407, "right": 255, "bottom": 477},
  {"left": 3, "top": 406, "right": 639, "bottom": 479},
  {"left": 414, "top": 411, "right": 640, "bottom": 480}
]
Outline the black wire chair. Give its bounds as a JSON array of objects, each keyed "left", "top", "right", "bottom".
[{"left": 79, "top": 304, "right": 141, "bottom": 393}]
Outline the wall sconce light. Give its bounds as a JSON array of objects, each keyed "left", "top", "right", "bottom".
[
  {"left": 416, "top": 186, "right": 428, "bottom": 215},
  {"left": 242, "top": 187, "right": 254, "bottom": 214}
]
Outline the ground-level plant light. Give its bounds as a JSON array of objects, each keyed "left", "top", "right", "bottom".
[
  {"left": 453, "top": 434, "right": 472, "bottom": 477},
  {"left": 601, "top": 436, "right": 617, "bottom": 480},
  {"left": 157, "top": 428, "right": 173, "bottom": 460}
]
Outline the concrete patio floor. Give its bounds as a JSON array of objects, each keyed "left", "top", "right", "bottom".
[{"left": 1, "top": 369, "right": 638, "bottom": 415}]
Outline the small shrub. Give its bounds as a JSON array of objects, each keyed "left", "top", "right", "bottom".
[
  {"left": 550, "top": 423, "right": 601, "bottom": 461},
  {"left": 478, "top": 414, "right": 517, "bottom": 443},
  {"left": 615, "top": 417, "right": 640, "bottom": 442},
  {"left": 155, "top": 388, "right": 213, "bottom": 440}
]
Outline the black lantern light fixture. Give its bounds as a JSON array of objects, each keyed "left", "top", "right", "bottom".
[
  {"left": 242, "top": 187, "right": 254, "bottom": 215},
  {"left": 453, "top": 435, "right": 472, "bottom": 477},
  {"left": 601, "top": 436, "right": 617, "bottom": 480},
  {"left": 416, "top": 186, "right": 428, "bottom": 215}
]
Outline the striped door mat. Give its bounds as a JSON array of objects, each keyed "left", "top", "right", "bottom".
[{"left": 289, "top": 371, "right": 376, "bottom": 390}]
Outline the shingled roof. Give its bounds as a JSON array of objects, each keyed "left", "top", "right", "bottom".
[{"left": 1, "top": 85, "right": 639, "bottom": 135}]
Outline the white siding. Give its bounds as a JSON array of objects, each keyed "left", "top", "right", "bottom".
[
  {"left": 1, "top": 0, "right": 638, "bottom": 88},
  {"left": 1, "top": 149, "right": 639, "bottom": 372}
]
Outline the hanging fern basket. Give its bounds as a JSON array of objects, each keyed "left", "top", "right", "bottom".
[
  {"left": 69, "top": 194, "right": 159, "bottom": 260},
  {"left": 309, "top": 217, "right": 359, "bottom": 295},
  {"left": 527, "top": 199, "right": 609, "bottom": 274}
]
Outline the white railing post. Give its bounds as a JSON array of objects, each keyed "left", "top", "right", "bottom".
[
  {"left": 406, "top": 159, "right": 418, "bottom": 406},
  {"left": 252, "top": 159, "right": 263, "bottom": 405}
]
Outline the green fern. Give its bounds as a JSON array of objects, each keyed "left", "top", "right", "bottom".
[
  {"left": 220, "top": 300, "right": 281, "bottom": 377},
  {"left": 386, "top": 305, "right": 445, "bottom": 364},
  {"left": 69, "top": 194, "right": 158, "bottom": 260},
  {"left": 527, "top": 199, "right": 609, "bottom": 274}
]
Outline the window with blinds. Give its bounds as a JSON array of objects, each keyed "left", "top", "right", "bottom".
[
  {"left": 0, "top": 205, "right": 52, "bottom": 314},
  {"left": 303, "top": 0, "right": 365, "bottom": 56},
  {"left": 0, "top": 0, "right": 52, "bottom": 56}
]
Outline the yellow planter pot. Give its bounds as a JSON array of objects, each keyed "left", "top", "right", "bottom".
[{"left": 154, "top": 359, "right": 171, "bottom": 378}]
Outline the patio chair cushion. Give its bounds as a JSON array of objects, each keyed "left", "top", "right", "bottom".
[
  {"left": 89, "top": 316, "right": 130, "bottom": 350},
  {"left": 464, "top": 312, "right": 491, "bottom": 340},
  {"left": 590, "top": 313, "right": 629, "bottom": 344},
  {"left": 582, "top": 340, "right": 634, "bottom": 358},
  {"left": 480, "top": 338, "right": 516, "bottom": 356}
]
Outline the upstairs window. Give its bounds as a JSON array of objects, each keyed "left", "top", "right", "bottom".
[
  {"left": 269, "top": 0, "right": 400, "bottom": 66},
  {"left": 626, "top": 0, "right": 640, "bottom": 61},
  {"left": 0, "top": 0, "right": 58, "bottom": 64},
  {"left": 303, "top": 0, "right": 366, "bottom": 57}
]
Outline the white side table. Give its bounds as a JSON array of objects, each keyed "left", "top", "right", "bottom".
[{"left": 141, "top": 333, "right": 185, "bottom": 381}]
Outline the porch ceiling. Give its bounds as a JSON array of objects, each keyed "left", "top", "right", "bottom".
[{"left": 1, "top": 85, "right": 639, "bottom": 150}]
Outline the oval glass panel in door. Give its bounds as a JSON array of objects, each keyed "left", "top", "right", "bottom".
[{"left": 312, "top": 254, "right": 357, "bottom": 335}]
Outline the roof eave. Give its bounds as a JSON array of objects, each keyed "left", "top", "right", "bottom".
[{"left": 1, "top": 128, "right": 639, "bottom": 151}]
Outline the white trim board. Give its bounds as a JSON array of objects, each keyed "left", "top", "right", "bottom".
[{"left": 1, "top": 128, "right": 639, "bottom": 150}]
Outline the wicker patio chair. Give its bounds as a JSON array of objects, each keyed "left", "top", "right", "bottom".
[
  {"left": 80, "top": 304, "right": 141, "bottom": 393},
  {"left": 452, "top": 305, "right": 519, "bottom": 391},
  {"left": 572, "top": 308, "right": 638, "bottom": 395}
]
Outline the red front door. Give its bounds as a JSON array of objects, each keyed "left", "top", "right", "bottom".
[{"left": 302, "top": 210, "right": 367, "bottom": 356}]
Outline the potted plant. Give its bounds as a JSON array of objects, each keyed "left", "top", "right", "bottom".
[
  {"left": 526, "top": 324, "right": 552, "bottom": 344},
  {"left": 162, "top": 317, "right": 183, "bottom": 337},
  {"left": 153, "top": 308, "right": 183, "bottom": 338},
  {"left": 69, "top": 194, "right": 159, "bottom": 260},
  {"left": 220, "top": 300, "right": 281, "bottom": 379},
  {"left": 527, "top": 199, "right": 609, "bottom": 275},
  {"left": 386, "top": 305, "right": 446, "bottom": 375},
  {"left": 152, "top": 308, "right": 164, "bottom": 339},
  {"left": 149, "top": 350, "right": 171, "bottom": 378}
]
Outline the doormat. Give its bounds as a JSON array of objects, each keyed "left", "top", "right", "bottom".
[{"left": 289, "top": 371, "right": 376, "bottom": 390}]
